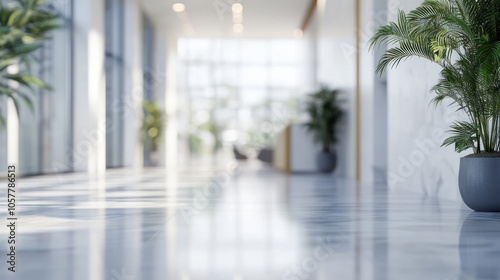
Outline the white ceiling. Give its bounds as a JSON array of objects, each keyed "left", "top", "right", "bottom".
[{"left": 141, "top": 0, "right": 311, "bottom": 39}]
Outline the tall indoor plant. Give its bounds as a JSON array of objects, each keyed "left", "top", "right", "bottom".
[
  {"left": 305, "top": 86, "right": 343, "bottom": 173},
  {"left": 370, "top": 0, "right": 500, "bottom": 211},
  {"left": 0, "top": 0, "right": 58, "bottom": 124}
]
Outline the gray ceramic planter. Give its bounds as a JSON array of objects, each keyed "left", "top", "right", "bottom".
[
  {"left": 459, "top": 157, "right": 500, "bottom": 212},
  {"left": 316, "top": 151, "right": 337, "bottom": 173}
]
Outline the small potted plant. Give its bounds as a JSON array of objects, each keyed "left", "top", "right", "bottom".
[
  {"left": 142, "top": 100, "right": 165, "bottom": 165},
  {"left": 304, "top": 86, "right": 343, "bottom": 173},
  {"left": 370, "top": 0, "right": 500, "bottom": 211}
]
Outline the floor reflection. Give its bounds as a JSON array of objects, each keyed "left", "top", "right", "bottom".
[
  {"left": 0, "top": 164, "right": 499, "bottom": 279},
  {"left": 459, "top": 213, "right": 500, "bottom": 280}
]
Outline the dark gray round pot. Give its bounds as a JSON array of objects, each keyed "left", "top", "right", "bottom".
[
  {"left": 459, "top": 157, "right": 500, "bottom": 212},
  {"left": 316, "top": 151, "right": 337, "bottom": 173}
]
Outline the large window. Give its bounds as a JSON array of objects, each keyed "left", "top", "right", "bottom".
[
  {"left": 16, "top": 0, "right": 73, "bottom": 175},
  {"left": 105, "top": 0, "right": 125, "bottom": 168},
  {"left": 142, "top": 16, "right": 156, "bottom": 166},
  {"left": 143, "top": 16, "right": 155, "bottom": 102},
  {"left": 178, "top": 39, "right": 305, "bottom": 157}
]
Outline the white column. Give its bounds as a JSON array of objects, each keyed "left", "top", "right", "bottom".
[
  {"left": 6, "top": 100, "right": 19, "bottom": 169},
  {"left": 72, "top": 0, "right": 106, "bottom": 176},
  {"left": 165, "top": 30, "right": 179, "bottom": 170},
  {"left": 6, "top": 65, "right": 20, "bottom": 170},
  {"left": 122, "top": 0, "right": 144, "bottom": 169},
  {"left": 359, "top": 0, "right": 376, "bottom": 184}
]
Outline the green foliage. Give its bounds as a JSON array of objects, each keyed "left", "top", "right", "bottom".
[
  {"left": 142, "top": 100, "right": 166, "bottom": 152},
  {"left": 370, "top": 0, "right": 500, "bottom": 154},
  {"left": 0, "top": 0, "right": 59, "bottom": 124},
  {"left": 189, "top": 133, "right": 202, "bottom": 154},
  {"left": 189, "top": 120, "right": 223, "bottom": 154},
  {"left": 304, "top": 86, "right": 343, "bottom": 153},
  {"left": 198, "top": 120, "right": 222, "bottom": 152}
]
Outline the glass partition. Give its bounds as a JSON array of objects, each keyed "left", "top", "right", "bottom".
[
  {"left": 105, "top": 0, "right": 125, "bottom": 168},
  {"left": 143, "top": 16, "right": 156, "bottom": 166},
  {"left": 17, "top": 0, "right": 74, "bottom": 175}
]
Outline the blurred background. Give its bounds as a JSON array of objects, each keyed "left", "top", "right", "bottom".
[
  {"left": 0, "top": 0, "right": 486, "bottom": 279},
  {"left": 0, "top": 0, "right": 464, "bottom": 195}
]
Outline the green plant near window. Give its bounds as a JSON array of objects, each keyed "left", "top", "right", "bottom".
[
  {"left": 0, "top": 0, "right": 59, "bottom": 125},
  {"left": 198, "top": 120, "right": 222, "bottom": 153},
  {"left": 142, "top": 100, "right": 165, "bottom": 152},
  {"left": 370, "top": 0, "right": 500, "bottom": 154},
  {"left": 304, "top": 86, "right": 343, "bottom": 153}
]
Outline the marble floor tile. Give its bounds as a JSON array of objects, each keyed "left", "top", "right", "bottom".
[{"left": 0, "top": 163, "right": 499, "bottom": 280}]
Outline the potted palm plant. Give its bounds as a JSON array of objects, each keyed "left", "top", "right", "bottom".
[
  {"left": 0, "top": 0, "right": 59, "bottom": 124},
  {"left": 370, "top": 0, "right": 500, "bottom": 211},
  {"left": 305, "top": 86, "right": 343, "bottom": 173}
]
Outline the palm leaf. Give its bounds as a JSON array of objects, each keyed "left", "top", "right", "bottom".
[{"left": 442, "top": 121, "right": 477, "bottom": 153}]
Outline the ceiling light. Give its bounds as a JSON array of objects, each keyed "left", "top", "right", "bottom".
[
  {"left": 233, "top": 14, "right": 243, "bottom": 24},
  {"left": 233, "top": 23, "right": 244, "bottom": 33},
  {"left": 293, "top": 28, "right": 304, "bottom": 38},
  {"left": 232, "top": 3, "right": 243, "bottom": 13},
  {"left": 172, "top": 3, "right": 185, "bottom": 12}
]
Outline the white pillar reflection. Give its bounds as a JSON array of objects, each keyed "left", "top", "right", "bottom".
[
  {"left": 89, "top": 202, "right": 106, "bottom": 280},
  {"left": 166, "top": 169, "right": 178, "bottom": 278}
]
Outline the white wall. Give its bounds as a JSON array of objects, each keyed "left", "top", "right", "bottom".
[
  {"left": 301, "top": 0, "right": 373, "bottom": 181},
  {"left": 302, "top": 13, "right": 318, "bottom": 94},
  {"left": 386, "top": 0, "right": 466, "bottom": 202},
  {"left": 314, "top": 0, "right": 357, "bottom": 179},
  {"left": 359, "top": 0, "right": 391, "bottom": 184}
]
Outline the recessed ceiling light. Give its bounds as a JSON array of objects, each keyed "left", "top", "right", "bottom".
[
  {"left": 232, "top": 3, "right": 243, "bottom": 13},
  {"left": 233, "top": 23, "right": 244, "bottom": 33},
  {"left": 172, "top": 3, "right": 185, "bottom": 12},
  {"left": 233, "top": 14, "right": 243, "bottom": 24}
]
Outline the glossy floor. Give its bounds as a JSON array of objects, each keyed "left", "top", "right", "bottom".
[{"left": 1, "top": 163, "right": 500, "bottom": 280}]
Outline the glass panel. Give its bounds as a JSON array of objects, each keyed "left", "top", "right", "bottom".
[
  {"left": 270, "top": 40, "right": 302, "bottom": 64},
  {"left": 220, "top": 40, "right": 241, "bottom": 63},
  {"left": 186, "top": 39, "right": 211, "bottom": 61},
  {"left": 241, "top": 89, "right": 268, "bottom": 107},
  {"left": 143, "top": 15, "right": 156, "bottom": 166},
  {"left": 270, "top": 66, "right": 300, "bottom": 88},
  {"left": 18, "top": 0, "right": 73, "bottom": 175},
  {"left": 187, "top": 64, "right": 211, "bottom": 88},
  {"left": 178, "top": 39, "right": 304, "bottom": 158},
  {"left": 214, "top": 64, "right": 239, "bottom": 86},
  {"left": 143, "top": 16, "right": 155, "bottom": 101},
  {"left": 105, "top": 0, "right": 125, "bottom": 168},
  {"left": 241, "top": 66, "right": 267, "bottom": 87},
  {"left": 242, "top": 40, "right": 268, "bottom": 64}
]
